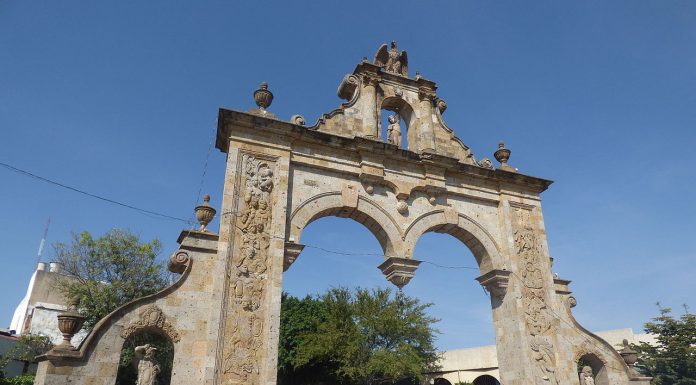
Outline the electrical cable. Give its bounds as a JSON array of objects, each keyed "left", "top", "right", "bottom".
[
  {"left": 0, "top": 158, "right": 637, "bottom": 371},
  {"left": 0, "top": 161, "right": 193, "bottom": 224}
]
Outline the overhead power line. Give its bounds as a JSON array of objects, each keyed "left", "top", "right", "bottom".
[{"left": 0, "top": 161, "right": 192, "bottom": 224}]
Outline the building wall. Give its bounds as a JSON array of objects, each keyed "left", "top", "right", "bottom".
[
  {"left": 432, "top": 328, "right": 653, "bottom": 384},
  {"left": 9, "top": 263, "right": 82, "bottom": 345}
]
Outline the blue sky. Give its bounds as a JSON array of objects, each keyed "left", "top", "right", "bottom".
[{"left": 1, "top": 1, "right": 695, "bottom": 350}]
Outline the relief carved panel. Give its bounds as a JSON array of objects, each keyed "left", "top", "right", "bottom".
[
  {"left": 120, "top": 305, "right": 180, "bottom": 343},
  {"left": 513, "top": 206, "right": 559, "bottom": 385},
  {"left": 221, "top": 154, "right": 275, "bottom": 385}
]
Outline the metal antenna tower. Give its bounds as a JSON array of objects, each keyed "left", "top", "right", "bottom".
[{"left": 36, "top": 217, "right": 51, "bottom": 264}]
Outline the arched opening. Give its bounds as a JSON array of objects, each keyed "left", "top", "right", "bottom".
[
  {"left": 280, "top": 216, "right": 391, "bottom": 385},
  {"left": 472, "top": 374, "right": 500, "bottom": 385},
  {"left": 407, "top": 231, "right": 496, "bottom": 350},
  {"left": 379, "top": 97, "right": 415, "bottom": 150},
  {"left": 284, "top": 216, "right": 388, "bottom": 292},
  {"left": 115, "top": 330, "right": 174, "bottom": 385},
  {"left": 434, "top": 378, "right": 452, "bottom": 385},
  {"left": 577, "top": 353, "right": 608, "bottom": 385}
]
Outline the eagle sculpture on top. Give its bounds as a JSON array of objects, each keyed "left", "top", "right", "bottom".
[{"left": 373, "top": 41, "right": 408, "bottom": 77}]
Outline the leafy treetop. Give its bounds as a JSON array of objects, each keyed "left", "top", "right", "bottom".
[{"left": 53, "top": 229, "right": 168, "bottom": 327}]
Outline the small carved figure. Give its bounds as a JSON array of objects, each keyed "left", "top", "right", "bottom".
[
  {"left": 134, "top": 344, "right": 160, "bottom": 385},
  {"left": 386, "top": 114, "right": 402, "bottom": 147},
  {"left": 374, "top": 41, "right": 409, "bottom": 77},
  {"left": 580, "top": 366, "right": 595, "bottom": 385}
]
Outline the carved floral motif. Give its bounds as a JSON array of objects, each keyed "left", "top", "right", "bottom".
[
  {"left": 121, "top": 305, "right": 180, "bottom": 343},
  {"left": 514, "top": 207, "right": 559, "bottom": 385},
  {"left": 222, "top": 155, "right": 275, "bottom": 384}
]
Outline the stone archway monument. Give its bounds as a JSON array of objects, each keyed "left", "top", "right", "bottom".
[{"left": 34, "top": 43, "right": 649, "bottom": 385}]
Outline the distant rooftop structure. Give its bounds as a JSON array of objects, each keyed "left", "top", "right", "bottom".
[
  {"left": 429, "top": 328, "right": 656, "bottom": 385},
  {"left": 10, "top": 262, "right": 84, "bottom": 345}
]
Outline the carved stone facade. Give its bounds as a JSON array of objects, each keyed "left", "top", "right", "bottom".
[
  {"left": 513, "top": 206, "right": 559, "bottom": 385},
  {"left": 33, "top": 44, "right": 650, "bottom": 385},
  {"left": 121, "top": 305, "right": 181, "bottom": 343},
  {"left": 220, "top": 154, "right": 276, "bottom": 385}
]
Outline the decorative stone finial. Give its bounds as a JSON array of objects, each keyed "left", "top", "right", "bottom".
[
  {"left": 619, "top": 339, "right": 638, "bottom": 367},
  {"left": 195, "top": 194, "right": 217, "bottom": 232},
  {"left": 494, "top": 141, "right": 516, "bottom": 172},
  {"left": 55, "top": 297, "right": 85, "bottom": 350},
  {"left": 254, "top": 82, "right": 273, "bottom": 111}
]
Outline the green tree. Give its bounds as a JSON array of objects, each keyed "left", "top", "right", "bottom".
[
  {"left": 0, "top": 334, "right": 53, "bottom": 378},
  {"left": 54, "top": 229, "right": 168, "bottom": 327},
  {"left": 278, "top": 293, "right": 334, "bottom": 385},
  {"left": 634, "top": 305, "right": 696, "bottom": 385},
  {"left": 283, "top": 287, "right": 440, "bottom": 385}
]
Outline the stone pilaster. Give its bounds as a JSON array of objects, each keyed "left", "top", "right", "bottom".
[{"left": 417, "top": 87, "right": 437, "bottom": 153}]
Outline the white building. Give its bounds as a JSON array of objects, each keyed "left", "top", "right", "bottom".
[
  {"left": 430, "top": 328, "right": 655, "bottom": 385},
  {"left": 10, "top": 262, "right": 80, "bottom": 345}
]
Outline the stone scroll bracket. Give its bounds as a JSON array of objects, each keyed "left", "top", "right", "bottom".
[{"left": 476, "top": 269, "right": 511, "bottom": 299}]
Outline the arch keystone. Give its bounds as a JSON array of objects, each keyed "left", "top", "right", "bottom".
[{"left": 341, "top": 184, "right": 359, "bottom": 208}]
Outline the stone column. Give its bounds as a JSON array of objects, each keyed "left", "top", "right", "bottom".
[
  {"left": 417, "top": 87, "right": 436, "bottom": 153},
  {"left": 360, "top": 73, "right": 380, "bottom": 140},
  {"left": 215, "top": 143, "right": 291, "bottom": 385}
]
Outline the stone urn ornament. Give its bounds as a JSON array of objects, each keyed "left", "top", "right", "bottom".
[
  {"left": 56, "top": 297, "right": 86, "bottom": 349},
  {"left": 254, "top": 82, "right": 273, "bottom": 111},
  {"left": 195, "top": 194, "right": 216, "bottom": 232},
  {"left": 494, "top": 141, "right": 516, "bottom": 172},
  {"left": 619, "top": 339, "right": 640, "bottom": 375}
]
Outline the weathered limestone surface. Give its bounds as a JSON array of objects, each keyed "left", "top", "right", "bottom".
[
  {"left": 34, "top": 44, "right": 648, "bottom": 385},
  {"left": 34, "top": 231, "right": 223, "bottom": 385}
]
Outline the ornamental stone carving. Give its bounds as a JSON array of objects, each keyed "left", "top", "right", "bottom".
[
  {"left": 221, "top": 154, "right": 275, "bottom": 385},
  {"left": 134, "top": 344, "right": 161, "bottom": 385},
  {"left": 514, "top": 207, "right": 559, "bottom": 385},
  {"left": 167, "top": 250, "right": 190, "bottom": 274},
  {"left": 580, "top": 366, "right": 596, "bottom": 385},
  {"left": 386, "top": 114, "right": 402, "bottom": 147},
  {"left": 121, "top": 305, "right": 180, "bottom": 343},
  {"left": 374, "top": 41, "right": 408, "bottom": 77}
]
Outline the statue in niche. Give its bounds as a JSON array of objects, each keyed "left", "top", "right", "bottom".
[
  {"left": 580, "top": 366, "right": 595, "bottom": 385},
  {"left": 374, "top": 41, "right": 409, "bottom": 77},
  {"left": 134, "top": 344, "right": 160, "bottom": 385},
  {"left": 386, "top": 114, "right": 402, "bottom": 147}
]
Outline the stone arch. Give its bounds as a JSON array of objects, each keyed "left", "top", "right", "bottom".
[
  {"left": 576, "top": 352, "right": 609, "bottom": 385},
  {"left": 433, "top": 378, "right": 452, "bottom": 385},
  {"left": 472, "top": 374, "right": 500, "bottom": 385},
  {"left": 403, "top": 209, "right": 505, "bottom": 273},
  {"left": 379, "top": 96, "right": 416, "bottom": 148},
  {"left": 116, "top": 327, "right": 175, "bottom": 385},
  {"left": 289, "top": 191, "right": 404, "bottom": 257}
]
